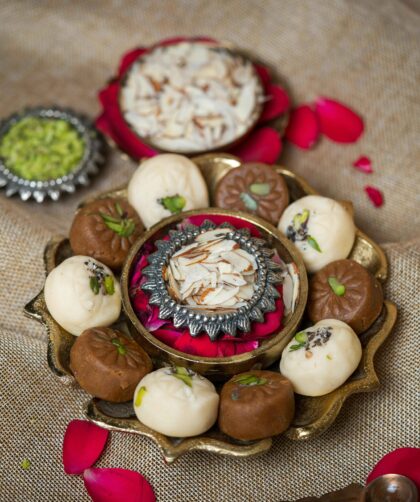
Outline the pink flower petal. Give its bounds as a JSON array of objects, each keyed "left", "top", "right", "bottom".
[
  {"left": 84, "top": 468, "right": 155, "bottom": 502},
  {"left": 366, "top": 448, "right": 420, "bottom": 492},
  {"left": 353, "top": 156, "right": 373, "bottom": 173},
  {"left": 364, "top": 185, "right": 384, "bottom": 207},
  {"left": 285, "top": 105, "right": 319, "bottom": 149},
  {"left": 315, "top": 97, "right": 364, "bottom": 143},
  {"left": 230, "top": 127, "right": 282, "bottom": 163},
  {"left": 62, "top": 420, "right": 109, "bottom": 475},
  {"left": 259, "top": 84, "right": 290, "bottom": 122}
]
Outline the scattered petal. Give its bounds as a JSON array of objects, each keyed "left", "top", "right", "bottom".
[
  {"left": 230, "top": 127, "right": 282, "bottom": 163},
  {"left": 285, "top": 105, "right": 319, "bottom": 149},
  {"left": 366, "top": 448, "right": 420, "bottom": 493},
  {"left": 364, "top": 185, "right": 384, "bottom": 207},
  {"left": 353, "top": 156, "right": 373, "bottom": 173},
  {"left": 63, "top": 420, "right": 109, "bottom": 475},
  {"left": 259, "top": 84, "right": 290, "bottom": 122},
  {"left": 84, "top": 467, "right": 155, "bottom": 502},
  {"left": 315, "top": 97, "right": 364, "bottom": 143}
]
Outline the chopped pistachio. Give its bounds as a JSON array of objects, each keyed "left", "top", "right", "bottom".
[
  {"left": 293, "top": 209, "right": 310, "bottom": 229},
  {"left": 328, "top": 276, "right": 346, "bottom": 296},
  {"left": 249, "top": 182, "right": 271, "bottom": 196},
  {"left": 159, "top": 194, "right": 186, "bottom": 214},
  {"left": 111, "top": 338, "right": 127, "bottom": 356},
  {"left": 233, "top": 374, "right": 267, "bottom": 386},
  {"left": 307, "top": 235, "right": 322, "bottom": 253},
  {"left": 135, "top": 386, "right": 147, "bottom": 407},
  {"left": 239, "top": 192, "right": 258, "bottom": 211},
  {"left": 0, "top": 116, "right": 85, "bottom": 181},
  {"left": 104, "top": 275, "right": 115, "bottom": 295},
  {"left": 20, "top": 458, "right": 31, "bottom": 470},
  {"left": 172, "top": 366, "right": 193, "bottom": 387},
  {"left": 89, "top": 276, "right": 100, "bottom": 295},
  {"left": 294, "top": 331, "right": 308, "bottom": 344},
  {"left": 99, "top": 204, "right": 136, "bottom": 238}
]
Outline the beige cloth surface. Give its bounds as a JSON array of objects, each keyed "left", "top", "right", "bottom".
[{"left": 0, "top": 1, "right": 419, "bottom": 501}]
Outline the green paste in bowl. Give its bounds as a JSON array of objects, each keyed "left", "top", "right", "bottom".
[{"left": 0, "top": 116, "right": 85, "bottom": 181}]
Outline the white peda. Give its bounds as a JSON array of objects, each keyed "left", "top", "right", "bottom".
[
  {"left": 278, "top": 195, "right": 356, "bottom": 273},
  {"left": 279, "top": 319, "right": 362, "bottom": 397},
  {"left": 133, "top": 366, "right": 219, "bottom": 437},
  {"left": 44, "top": 255, "right": 121, "bottom": 336},
  {"left": 127, "top": 154, "right": 209, "bottom": 228}
]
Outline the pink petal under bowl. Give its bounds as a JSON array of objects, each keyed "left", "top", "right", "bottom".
[{"left": 120, "top": 208, "right": 307, "bottom": 380}]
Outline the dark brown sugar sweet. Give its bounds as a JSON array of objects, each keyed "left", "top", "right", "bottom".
[
  {"left": 70, "top": 197, "right": 144, "bottom": 270},
  {"left": 308, "top": 259, "right": 383, "bottom": 334},
  {"left": 70, "top": 327, "right": 152, "bottom": 402},
  {"left": 215, "top": 163, "right": 289, "bottom": 225},
  {"left": 218, "top": 370, "right": 295, "bottom": 441}
]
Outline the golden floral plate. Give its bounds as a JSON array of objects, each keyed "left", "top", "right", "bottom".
[{"left": 24, "top": 153, "right": 396, "bottom": 462}]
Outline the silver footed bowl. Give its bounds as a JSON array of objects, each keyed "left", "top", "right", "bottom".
[
  {"left": 141, "top": 220, "right": 283, "bottom": 340},
  {"left": 0, "top": 106, "right": 105, "bottom": 202}
]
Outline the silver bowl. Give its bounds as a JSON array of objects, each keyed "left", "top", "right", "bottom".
[
  {"left": 141, "top": 219, "right": 283, "bottom": 340},
  {"left": 0, "top": 106, "right": 105, "bottom": 202}
]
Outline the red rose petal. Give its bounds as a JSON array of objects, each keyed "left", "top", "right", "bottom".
[
  {"left": 254, "top": 63, "right": 271, "bottom": 90},
  {"left": 366, "top": 448, "right": 420, "bottom": 492},
  {"left": 285, "top": 105, "right": 319, "bottom": 149},
  {"left": 364, "top": 185, "right": 384, "bottom": 207},
  {"left": 96, "top": 82, "right": 157, "bottom": 159},
  {"left": 259, "top": 84, "right": 290, "bottom": 122},
  {"left": 63, "top": 420, "right": 109, "bottom": 475},
  {"left": 230, "top": 127, "right": 282, "bottom": 163},
  {"left": 353, "top": 156, "right": 373, "bottom": 173},
  {"left": 118, "top": 48, "right": 148, "bottom": 78},
  {"left": 84, "top": 468, "right": 155, "bottom": 502},
  {"left": 315, "top": 97, "right": 364, "bottom": 143}
]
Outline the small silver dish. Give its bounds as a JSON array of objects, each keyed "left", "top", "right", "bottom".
[
  {"left": 141, "top": 219, "right": 283, "bottom": 340},
  {"left": 0, "top": 106, "right": 105, "bottom": 202}
]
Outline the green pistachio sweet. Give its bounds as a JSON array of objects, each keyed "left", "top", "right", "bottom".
[{"left": 0, "top": 116, "right": 85, "bottom": 181}]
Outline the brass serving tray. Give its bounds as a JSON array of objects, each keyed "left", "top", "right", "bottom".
[{"left": 24, "top": 153, "right": 396, "bottom": 462}]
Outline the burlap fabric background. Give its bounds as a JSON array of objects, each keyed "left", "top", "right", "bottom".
[{"left": 0, "top": 1, "right": 419, "bottom": 500}]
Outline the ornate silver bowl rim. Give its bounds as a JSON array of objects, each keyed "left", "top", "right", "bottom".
[
  {"left": 141, "top": 220, "right": 283, "bottom": 340},
  {"left": 0, "top": 106, "right": 105, "bottom": 202}
]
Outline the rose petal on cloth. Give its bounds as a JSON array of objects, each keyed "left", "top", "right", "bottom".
[
  {"left": 364, "top": 185, "right": 384, "bottom": 207},
  {"left": 62, "top": 420, "right": 109, "bottom": 475},
  {"left": 84, "top": 468, "right": 155, "bottom": 502},
  {"left": 353, "top": 155, "right": 373, "bottom": 173},
  {"left": 315, "top": 97, "right": 364, "bottom": 143},
  {"left": 285, "top": 105, "right": 319, "bottom": 149},
  {"left": 259, "top": 84, "right": 290, "bottom": 122},
  {"left": 230, "top": 127, "right": 282, "bottom": 163},
  {"left": 366, "top": 448, "right": 420, "bottom": 492}
]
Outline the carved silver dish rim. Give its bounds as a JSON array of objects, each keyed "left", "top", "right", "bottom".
[
  {"left": 141, "top": 219, "right": 283, "bottom": 340},
  {"left": 0, "top": 106, "right": 105, "bottom": 202}
]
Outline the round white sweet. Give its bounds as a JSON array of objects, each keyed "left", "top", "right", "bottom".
[
  {"left": 133, "top": 367, "right": 219, "bottom": 437},
  {"left": 44, "top": 255, "right": 121, "bottom": 336},
  {"left": 127, "top": 154, "right": 209, "bottom": 228},
  {"left": 279, "top": 319, "right": 362, "bottom": 397},
  {"left": 278, "top": 195, "right": 356, "bottom": 273}
]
